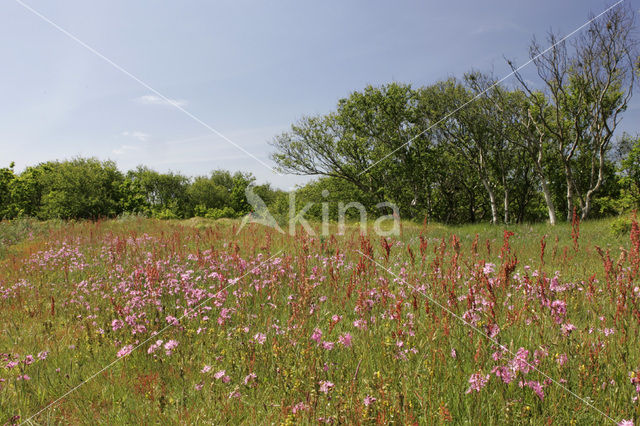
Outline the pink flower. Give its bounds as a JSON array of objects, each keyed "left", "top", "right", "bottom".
[
  {"left": 244, "top": 373, "right": 257, "bottom": 385},
  {"left": 533, "top": 347, "right": 548, "bottom": 365},
  {"left": 522, "top": 380, "right": 545, "bottom": 400},
  {"left": 618, "top": 420, "right": 634, "bottom": 426},
  {"left": 338, "top": 333, "right": 352, "bottom": 347},
  {"left": 486, "top": 324, "right": 500, "bottom": 338},
  {"left": 165, "top": 315, "right": 179, "bottom": 326},
  {"left": 111, "top": 319, "right": 124, "bottom": 331},
  {"left": 37, "top": 351, "right": 48, "bottom": 360},
  {"left": 164, "top": 340, "right": 179, "bottom": 356},
  {"left": 451, "top": 348, "right": 457, "bottom": 359},
  {"left": 353, "top": 319, "right": 367, "bottom": 329},
  {"left": 561, "top": 323, "right": 576, "bottom": 336},
  {"left": 492, "top": 365, "right": 515, "bottom": 384},
  {"left": 6, "top": 361, "right": 18, "bottom": 369},
  {"left": 311, "top": 328, "right": 323, "bottom": 343},
  {"left": 363, "top": 395, "right": 377, "bottom": 406},
  {"left": 511, "top": 348, "right": 531, "bottom": 374},
  {"left": 483, "top": 263, "right": 495, "bottom": 275},
  {"left": 254, "top": 333, "right": 266, "bottom": 345},
  {"left": 201, "top": 365, "right": 212, "bottom": 374},
  {"left": 147, "top": 339, "right": 163, "bottom": 354},
  {"left": 214, "top": 370, "right": 226, "bottom": 380},
  {"left": 318, "top": 380, "right": 334, "bottom": 393},
  {"left": 23, "top": 355, "right": 34, "bottom": 365},
  {"left": 18, "top": 374, "right": 31, "bottom": 381},
  {"left": 222, "top": 375, "right": 231, "bottom": 383},
  {"left": 194, "top": 382, "right": 204, "bottom": 391},
  {"left": 321, "top": 341, "right": 334, "bottom": 351},
  {"left": 292, "top": 402, "right": 309, "bottom": 414},
  {"left": 117, "top": 344, "right": 134, "bottom": 358},
  {"left": 465, "top": 372, "right": 490, "bottom": 393},
  {"left": 556, "top": 353, "right": 568, "bottom": 366}
]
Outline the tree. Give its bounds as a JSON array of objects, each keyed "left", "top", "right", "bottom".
[
  {"left": 510, "top": 4, "right": 638, "bottom": 220},
  {"left": 0, "top": 162, "right": 15, "bottom": 219}
]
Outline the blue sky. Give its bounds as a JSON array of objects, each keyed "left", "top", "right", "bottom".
[{"left": 1, "top": 0, "right": 639, "bottom": 189}]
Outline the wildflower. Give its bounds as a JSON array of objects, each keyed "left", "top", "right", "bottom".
[
  {"left": 165, "top": 316, "right": 179, "bottom": 326},
  {"left": 23, "top": 355, "right": 34, "bottom": 365},
  {"left": 214, "top": 370, "right": 226, "bottom": 380},
  {"left": 222, "top": 375, "right": 231, "bottom": 383},
  {"left": 201, "top": 365, "right": 212, "bottom": 374},
  {"left": 466, "top": 372, "right": 490, "bottom": 393},
  {"left": 194, "top": 382, "right": 204, "bottom": 391},
  {"left": 511, "top": 348, "right": 531, "bottom": 374},
  {"left": 522, "top": 380, "right": 544, "bottom": 400},
  {"left": 363, "top": 395, "right": 377, "bottom": 406},
  {"left": 321, "top": 341, "right": 334, "bottom": 351},
  {"left": 618, "top": 420, "right": 633, "bottom": 426},
  {"left": 18, "top": 374, "right": 31, "bottom": 381},
  {"left": 353, "top": 319, "right": 367, "bottom": 329},
  {"left": 533, "top": 347, "right": 548, "bottom": 365},
  {"left": 450, "top": 348, "right": 457, "bottom": 359},
  {"left": 311, "top": 328, "right": 323, "bottom": 343},
  {"left": 117, "top": 345, "right": 133, "bottom": 358},
  {"left": 164, "top": 340, "right": 179, "bottom": 356},
  {"left": 6, "top": 361, "right": 18, "bottom": 369},
  {"left": 556, "top": 353, "right": 568, "bottom": 366},
  {"left": 483, "top": 263, "right": 495, "bottom": 275},
  {"left": 38, "top": 351, "right": 48, "bottom": 360},
  {"left": 244, "top": 373, "right": 257, "bottom": 385},
  {"left": 147, "top": 339, "right": 163, "bottom": 354},
  {"left": 253, "top": 333, "right": 266, "bottom": 345},
  {"left": 331, "top": 315, "right": 342, "bottom": 323},
  {"left": 318, "top": 380, "right": 334, "bottom": 393},
  {"left": 338, "top": 333, "right": 352, "bottom": 347},
  {"left": 111, "top": 319, "right": 124, "bottom": 331},
  {"left": 486, "top": 324, "right": 500, "bottom": 338},
  {"left": 603, "top": 328, "right": 615, "bottom": 337},
  {"left": 292, "top": 402, "right": 309, "bottom": 414},
  {"left": 228, "top": 390, "right": 241, "bottom": 398},
  {"left": 561, "top": 323, "right": 576, "bottom": 336},
  {"left": 492, "top": 365, "right": 515, "bottom": 384}
]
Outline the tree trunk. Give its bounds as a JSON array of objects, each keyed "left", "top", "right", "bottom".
[
  {"left": 565, "top": 172, "right": 574, "bottom": 222},
  {"left": 503, "top": 187, "right": 509, "bottom": 224},
  {"left": 481, "top": 178, "right": 499, "bottom": 224},
  {"left": 540, "top": 178, "right": 557, "bottom": 225}
]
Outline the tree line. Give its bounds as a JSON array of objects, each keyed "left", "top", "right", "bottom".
[
  {"left": 0, "top": 158, "right": 283, "bottom": 221},
  {"left": 271, "top": 5, "right": 640, "bottom": 224}
]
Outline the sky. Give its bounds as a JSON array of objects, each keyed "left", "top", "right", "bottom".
[{"left": 1, "top": 0, "right": 640, "bottom": 189}]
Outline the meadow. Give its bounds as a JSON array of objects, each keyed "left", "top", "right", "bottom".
[{"left": 0, "top": 215, "right": 639, "bottom": 424}]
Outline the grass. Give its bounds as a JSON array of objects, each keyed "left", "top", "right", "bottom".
[{"left": 0, "top": 215, "right": 638, "bottom": 424}]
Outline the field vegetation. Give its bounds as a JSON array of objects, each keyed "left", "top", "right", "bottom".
[{"left": 1, "top": 215, "right": 639, "bottom": 424}]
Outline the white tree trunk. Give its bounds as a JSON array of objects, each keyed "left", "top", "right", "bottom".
[{"left": 481, "top": 178, "right": 499, "bottom": 224}]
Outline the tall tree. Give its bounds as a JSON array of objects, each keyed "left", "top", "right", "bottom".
[{"left": 510, "top": 4, "right": 637, "bottom": 220}]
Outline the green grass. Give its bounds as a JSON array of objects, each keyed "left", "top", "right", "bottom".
[{"left": 0, "top": 215, "right": 638, "bottom": 424}]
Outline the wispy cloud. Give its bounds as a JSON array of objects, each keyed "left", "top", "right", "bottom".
[
  {"left": 135, "top": 94, "right": 188, "bottom": 107},
  {"left": 112, "top": 144, "right": 140, "bottom": 155},
  {"left": 121, "top": 131, "right": 150, "bottom": 142}
]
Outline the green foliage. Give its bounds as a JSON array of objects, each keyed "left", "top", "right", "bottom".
[
  {"left": 204, "top": 206, "right": 237, "bottom": 219},
  {"left": 610, "top": 216, "right": 632, "bottom": 236}
]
